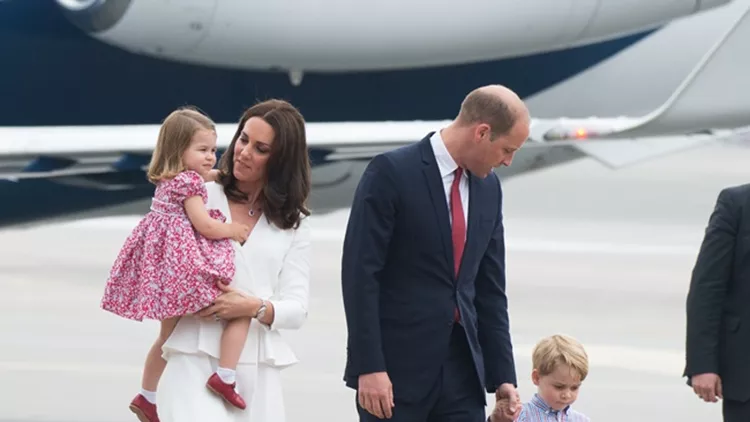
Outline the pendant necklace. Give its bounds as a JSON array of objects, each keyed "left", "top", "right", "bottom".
[{"left": 248, "top": 195, "right": 259, "bottom": 217}]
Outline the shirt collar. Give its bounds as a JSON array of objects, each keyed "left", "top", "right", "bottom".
[
  {"left": 530, "top": 393, "right": 570, "bottom": 415},
  {"left": 429, "top": 130, "right": 459, "bottom": 178}
]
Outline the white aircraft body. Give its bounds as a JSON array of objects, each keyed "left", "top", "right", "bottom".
[{"left": 58, "top": 0, "right": 730, "bottom": 77}]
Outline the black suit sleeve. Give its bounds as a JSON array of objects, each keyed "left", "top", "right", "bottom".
[
  {"left": 685, "top": 188, "right": 739, "bottom": 377},
  {"left": 341, "top": 154, "right": 398, "bottom": 377},
  {"left": 475, "top": 175, "right": 516, "bottom": 392}
]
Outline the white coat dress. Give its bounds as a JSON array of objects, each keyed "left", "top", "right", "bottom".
[{"left": 156, "top": 181, "right": 310, "bottom": 422}]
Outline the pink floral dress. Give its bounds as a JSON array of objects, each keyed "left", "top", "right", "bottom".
[{"left": 100, "top": 170, "right": 235, "bottom": 321}]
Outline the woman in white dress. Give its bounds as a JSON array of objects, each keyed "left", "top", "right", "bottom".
[{"left": 156, "top": 99, "right": 312, "bottom": 422}]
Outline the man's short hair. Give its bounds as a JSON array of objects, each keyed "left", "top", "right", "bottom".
[
  {"left": 532, "top": 334, "right": 589, "bottom": 381},
  {"left": 457, "top": 88, "right": 517, "bottom": 137}
]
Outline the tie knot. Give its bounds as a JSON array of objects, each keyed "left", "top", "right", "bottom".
[{"left": 451, "top": 167, "right": 463, "bottom": 189}]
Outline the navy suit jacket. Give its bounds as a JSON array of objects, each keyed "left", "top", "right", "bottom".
[
  {"left": 341, "top": 134, "right": 517, "bottom": 403},
  {"left": 685, "top": 183, "right": 750, "bottom": 401}
]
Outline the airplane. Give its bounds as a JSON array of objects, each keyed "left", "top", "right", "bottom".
[{"left": 2, "top": 0, "right": 749, "bottom": 228}]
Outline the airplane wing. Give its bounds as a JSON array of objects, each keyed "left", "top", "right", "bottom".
[
  {"left": 0, "top": 116, "right": 739, "bottom": 227},
  {"left": 0, "top": 118, "right": 727, "bottom": 182},
  {"left": 0, "top": 122, "right": 438, "bottom": 182}
]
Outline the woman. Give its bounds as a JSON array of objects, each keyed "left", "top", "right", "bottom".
[{"left": 156, "top": 99, "right": 312, "bottom": 421}]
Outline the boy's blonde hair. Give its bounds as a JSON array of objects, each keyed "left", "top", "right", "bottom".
[
  {"left": 532, "top": 334, "right": 589, "bottom": 381},
  {"left": 147, "top": 107, "right": 216, "bottom": 184}
]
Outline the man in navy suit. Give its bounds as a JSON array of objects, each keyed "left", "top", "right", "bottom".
[{"left": 341, "top": 85, "right": 531, "bottom": 422}]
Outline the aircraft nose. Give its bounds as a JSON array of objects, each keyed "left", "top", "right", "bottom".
[
  {"left": 55, "top": 0, "right": 133, "bottom": 33},
  {"left": 695, "top": 0, "right": 733, "bottom": 11}
]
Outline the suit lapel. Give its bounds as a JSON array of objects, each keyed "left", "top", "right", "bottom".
[{"left": 420, "top": 135, "right": 454, "bottom": 272}]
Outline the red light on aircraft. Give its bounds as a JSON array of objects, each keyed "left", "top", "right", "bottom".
[{"left": 575, "top": 128, "right": 588, "bottom": 139}]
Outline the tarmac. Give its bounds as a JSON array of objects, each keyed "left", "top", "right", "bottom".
[{"left": 2, "top": 139, "right": 749, "bottom": 421}]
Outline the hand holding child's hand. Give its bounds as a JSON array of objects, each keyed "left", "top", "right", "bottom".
[
  {"left": 229, "top": 223, "right": 251, "bottom": 243},
  {"left": 491, "top": 384, "right": 520, "bottom": 422},
  {"left": 490, "top": 399, "right": 516, "bottom": 422},
  {"left": 490, "top": 399, "right": 518, "bottom": 422}
]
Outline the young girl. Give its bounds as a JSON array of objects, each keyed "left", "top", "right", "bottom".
[{"left": 100, "top": 107, "right": 252, "bottom": 422}]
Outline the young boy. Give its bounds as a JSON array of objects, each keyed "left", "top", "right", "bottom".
[{"left": 491, "top": 334, "right": 590, "bottom": 422}]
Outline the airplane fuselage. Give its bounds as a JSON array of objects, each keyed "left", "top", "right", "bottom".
[{"left": 60, "top": 0, "right": 720, "bottom": 73}]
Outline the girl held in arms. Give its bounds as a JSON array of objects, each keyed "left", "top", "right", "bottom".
[{"left": 100, "top": 107, "right": 252, "bottom": 422}]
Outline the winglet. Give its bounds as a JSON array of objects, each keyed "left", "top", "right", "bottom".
[{"left": 540, "top": 2, "right": 750, "bottom": 140}]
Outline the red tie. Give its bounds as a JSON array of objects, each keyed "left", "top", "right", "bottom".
[{"left": 450, "top": 167, "right": 466, "bottom": 322}]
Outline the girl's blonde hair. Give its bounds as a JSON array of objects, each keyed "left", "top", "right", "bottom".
[{"left": 147, "top": 107, "right": 216, "bottom": 184}]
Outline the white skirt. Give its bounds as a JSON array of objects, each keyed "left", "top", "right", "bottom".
[{"left": 157, "top": 352, "right": 286, "bottom": 422}]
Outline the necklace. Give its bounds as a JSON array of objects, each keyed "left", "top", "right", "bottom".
[{"left": 247, "top": 195, "right": 261, "bottom": 217}]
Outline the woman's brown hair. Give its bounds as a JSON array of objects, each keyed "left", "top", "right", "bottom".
[
  {"left": 218, "top": 99, "right": 311, "bottom": 230},
  {"left": 147, "top": 107, "right": 216, "bottom": 184}
]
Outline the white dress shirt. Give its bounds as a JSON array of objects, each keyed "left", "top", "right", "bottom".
[{"left": 430, "top": 130, "right": 469, "bottom": 226}]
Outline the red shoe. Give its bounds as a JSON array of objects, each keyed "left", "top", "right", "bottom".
[
  {"left": 206, "top": 372, "right": 247, "bottom": 410},
  {"left": 129, "top": 394, "right": 160, "bottom": 422}
]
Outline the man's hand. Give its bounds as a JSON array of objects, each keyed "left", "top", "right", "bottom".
[
  {"left": 358, "top": 372, "right": 394, "bottom": 419},
  {"left": 490, "top": 383, "right": 521, "bottom": 422},
  {"left": 692, "top": 373, "right": 723, "bottom": 403}
]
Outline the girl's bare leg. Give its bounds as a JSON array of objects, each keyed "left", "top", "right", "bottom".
[
  {"left": 216, "top": 317, "right": 251, "bottom": 383},
  {"left": 140, "top": 317, "right": 180, "bottom": 396}
]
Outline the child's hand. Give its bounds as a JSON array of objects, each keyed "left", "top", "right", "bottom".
[
  {"left": 205, "top": 169, "right": 221, "bottom": 182},
  {"left": 491, "top": 398, "right": 518, "bottom": 422},
  {"left": 229, "top": 223, "right": 251, "bottom": 243}
]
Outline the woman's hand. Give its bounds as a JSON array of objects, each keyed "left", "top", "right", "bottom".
[{"left": 197, "top": 283, "right": 261, "bottom": 321}]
